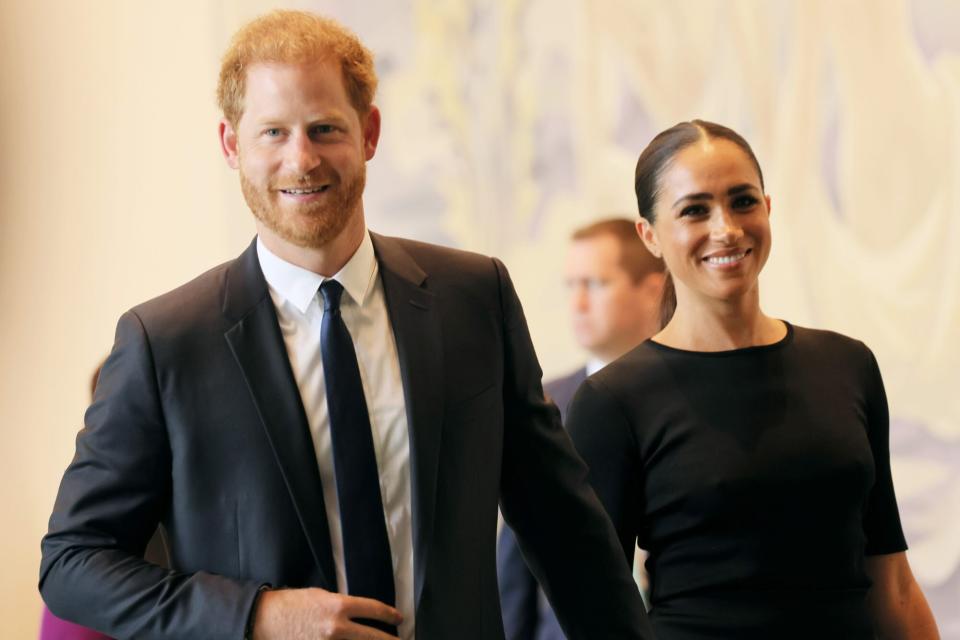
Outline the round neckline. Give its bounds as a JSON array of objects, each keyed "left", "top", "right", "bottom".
[{"left": 644, "top": 321, "right": 794, "bottom": 357}]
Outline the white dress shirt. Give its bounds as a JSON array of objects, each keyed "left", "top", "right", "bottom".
[{"left": 258, "top": 232, "right": 415, "bottom": 639}]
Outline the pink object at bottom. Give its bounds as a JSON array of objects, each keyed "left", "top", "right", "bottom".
[{"left": 39, "top": 606, "right": 112, "bottom": 640}]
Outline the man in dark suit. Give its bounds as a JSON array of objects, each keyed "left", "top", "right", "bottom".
[
  {"left": 498, "top": 218, "right": 664, "bottom": 640},
  {"left": 39, "top": 11, "right": 652, "bottom": 640}
]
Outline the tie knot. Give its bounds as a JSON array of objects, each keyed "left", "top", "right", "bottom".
[{"left": 319, "top": 280, "right": 345, "bottom": 312}]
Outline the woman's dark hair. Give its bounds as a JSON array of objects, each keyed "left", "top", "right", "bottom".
[{"left": 634, "top": 119, "right": 765, "bottom": 328}]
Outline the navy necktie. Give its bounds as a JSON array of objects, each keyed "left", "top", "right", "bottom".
[{"left": 319, "top": 280, "right": 398, "bottom": 636}]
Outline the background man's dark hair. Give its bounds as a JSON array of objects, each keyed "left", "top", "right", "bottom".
[{"left": 571, "top": 217, "right": 665, "bottom": 283}]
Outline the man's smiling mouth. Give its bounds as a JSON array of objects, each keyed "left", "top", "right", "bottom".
[{"left": 280, "top": 185, "right": 330, "bottom": 195}]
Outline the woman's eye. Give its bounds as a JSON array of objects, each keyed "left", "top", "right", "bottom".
[
  {"left": 265, "top": 128, "right": 281, "bottom": 137},
  {"left": 680, "top": 204, "right": 708, "bottom": 217},
  {"left": 732, "top": 195, "right": 758, "bottom": 209}
]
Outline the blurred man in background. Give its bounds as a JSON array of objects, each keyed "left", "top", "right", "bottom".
[{"left": 498, "top": 218, "right": 664, "bottom": 640}]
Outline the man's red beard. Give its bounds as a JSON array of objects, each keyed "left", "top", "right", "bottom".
[{"left": 240, "top": 164, "right": 366, "bottom": 249}]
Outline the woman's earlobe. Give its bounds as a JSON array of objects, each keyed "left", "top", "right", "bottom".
[{"left": 637, "top": 219, "right": 662, "bottom": 258}]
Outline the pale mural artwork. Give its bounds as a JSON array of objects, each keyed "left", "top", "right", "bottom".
[{"left": 305, "top": 0, "right": 960, "bottom": 634}]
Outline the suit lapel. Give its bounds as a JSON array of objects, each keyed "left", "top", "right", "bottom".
[
  {"left": 371, "top": 233, "right": 444, "bottom": 609},
  {"left": 221, "top": 239, "right": 337, "bottom": 590}
]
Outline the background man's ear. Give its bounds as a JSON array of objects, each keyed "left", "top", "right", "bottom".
[{"left": 641, "top": 271, "right": 666, "bottom": 295}]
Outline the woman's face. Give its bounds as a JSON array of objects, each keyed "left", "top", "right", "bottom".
[{"left": 639, "top": 137, "right": 771, "bottom": 308}]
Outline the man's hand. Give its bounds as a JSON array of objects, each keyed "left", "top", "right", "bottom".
[{"left": 252, "top": 588, "right": 403, "bottom": 640}]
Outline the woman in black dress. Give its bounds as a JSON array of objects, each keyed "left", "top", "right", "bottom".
[{"left": 566, "top": 120, "right": 939, "bottom": 639}]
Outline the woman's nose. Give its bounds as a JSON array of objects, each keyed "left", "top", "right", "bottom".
[{"left": 710, "top": 209, "right": 744, "bottom": 242}]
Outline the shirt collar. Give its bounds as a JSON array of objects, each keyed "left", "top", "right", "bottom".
[{"left": 257, "top": 230, "right": 378, "bottom": 314}]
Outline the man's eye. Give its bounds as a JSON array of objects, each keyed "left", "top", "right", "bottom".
[
  {"left": 585, "top": 279, "right": 607, "bottom": 291},
  {"left": 732, "top": 195, "right": 758, "bottom": 209},
  {"left": 311, "top": 124, "right": 336, "bottom": 136}
]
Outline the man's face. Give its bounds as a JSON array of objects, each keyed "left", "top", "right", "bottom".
[
  {"left": 565, "top": 234, "right": 660, "bottom": 361},
  {"left": 220, "top": 60, "right": 380, "bottom": 250}
]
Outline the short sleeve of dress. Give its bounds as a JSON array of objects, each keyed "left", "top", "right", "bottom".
[
  {"left": 566, "top": 378, "right": 641, "bottom": 565},
  {"left": 860, "top": 345, "right": 908, "bottom": 556}
]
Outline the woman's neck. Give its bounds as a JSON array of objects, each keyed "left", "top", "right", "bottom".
[{"left": 653, "top": 288, "right": 786, "bottom": 352}]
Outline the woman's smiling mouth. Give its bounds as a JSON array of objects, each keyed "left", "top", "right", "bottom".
[{"left": 703, "top": 248, "right": 751, "bottom": 266}]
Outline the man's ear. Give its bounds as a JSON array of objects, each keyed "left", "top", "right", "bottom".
[
  {"left": 637, "top": 218, "right": 662, "bottom": 259},
  {"left": 362, "top": 106, "right": 381, "bottom": 161},
  {"left": 641, "top": 271, "right": 666, "bottom": 296},
  {"left": 219, "top": 119, "right": 240, "bottom": 170}
]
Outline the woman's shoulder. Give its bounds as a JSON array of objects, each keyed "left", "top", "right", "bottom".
[
  {"left": 583, "top": 341, "right": 672, "bottom": 404},
  {"left": 788, "top": 323, "right": 875, "bottom": 361}
]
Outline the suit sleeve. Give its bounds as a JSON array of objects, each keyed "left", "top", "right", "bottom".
[
  {"left": 492, "top": 258, "right": 653, "bottom": 640},
  {"left": 39, "top": 311, "right": 261, "bottom": 640},
  {"left": 497, "top": 524, "right": 539, "bottom": 640}
]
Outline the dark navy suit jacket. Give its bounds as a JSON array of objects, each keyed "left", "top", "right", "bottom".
[
  {"left": 497, "top": 367, "right": 587, "bottom": 640},
  {"left": 41, "top": 237, "right": 651, "bottom": 640}
]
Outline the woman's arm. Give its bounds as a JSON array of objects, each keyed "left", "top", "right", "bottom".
[
  {"left": 865, "top": 552, "right": 939, "bottom": 639},
  {"left": 566, "top": 378, "right": 642, "bottom": 564}
]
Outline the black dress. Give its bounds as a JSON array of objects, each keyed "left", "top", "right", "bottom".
[{"left": 566, "top": 323, "right": 906, "bottom": 639}]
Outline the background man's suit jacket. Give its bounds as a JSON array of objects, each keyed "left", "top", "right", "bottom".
[
  {"left": 40, "top": 235, "right": 651, "bottom": 640},
  {"left": 498, "top": 367, "right": 587, "bottom": 640}
]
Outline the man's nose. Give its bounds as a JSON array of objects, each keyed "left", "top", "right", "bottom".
[
  {"left": 571, "top": 285, "right": 589, "bottom": 312},
  {"left": 285, "top": 132, "right": 322, "bottom": 175}
]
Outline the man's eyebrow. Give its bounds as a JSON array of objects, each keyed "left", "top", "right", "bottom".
[
  {"left": 252, "top": 118, "right": 286, "bottom": 128},
  {"left": 252, "top": 113, "right": 350, "bottom": 126},
  {"left": 309, "top": 114, "right": 349, "bottom": 125}
]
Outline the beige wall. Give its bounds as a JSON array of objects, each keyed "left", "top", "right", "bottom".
[{"left": 0, "top": 2, "right": 246, "bottom": 635}]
